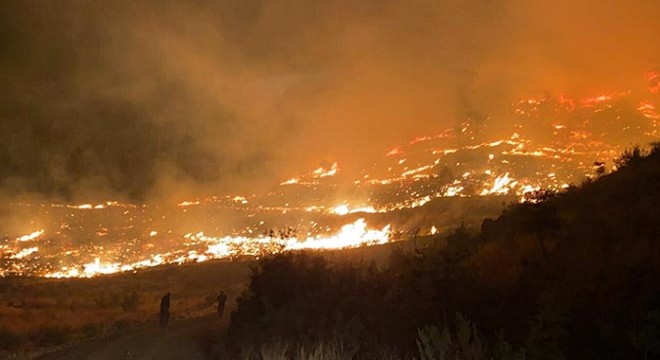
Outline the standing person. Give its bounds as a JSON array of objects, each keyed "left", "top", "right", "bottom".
[
  {"left": 216, "top": 291, "right": 227, "bottom": 319},
  {"left": 160, "top": 292, "right": 171, "bottom": 327}
]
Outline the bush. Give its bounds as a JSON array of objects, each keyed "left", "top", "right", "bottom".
[
  {"left": 81, "top": 323, "right": 104, "bottom": 339},
  {"left": 417, "top": 325, "right": 452, "bottom": 360},
  {"left": 295, "top": 341, "right": 358, "bottom": 360},
  {"left": 121, "top": 291, "right": 141, "bottom": 312},
  {"left": 113, "top": 320, "right": 130, "bottom": 331},
  {"left": 29, "top": 326, "right": 72, "bottom": 347},
  {"left": 631, "top": 310, "right": 660, "bottom": 359},
  {"left": 615, "top": 146, "right": 645, "bottom": 168},
  {"left": 229, "top": 252, "right": 389, "bottom": 357},
  {"left": 417, "top": 314, "right": 484, "bottom": 360},
  {"left": 0, "top": 329, "right": 23, "bottom": 351}
]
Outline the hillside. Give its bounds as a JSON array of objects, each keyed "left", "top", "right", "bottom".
[{"left": 226, "top": 145, "right": 660, "bottom": 360}]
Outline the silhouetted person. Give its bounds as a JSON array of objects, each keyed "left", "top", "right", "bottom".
[
  {"left": 217, "top": 291, "right": 227, "bottom": 319},
  {"left": 160, "top": 292, "right": 170, "bottom": 327}
]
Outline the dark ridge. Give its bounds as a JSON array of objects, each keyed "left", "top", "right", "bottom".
[{"left": 225, "top": 144, "right": 660, "bottom": 359}]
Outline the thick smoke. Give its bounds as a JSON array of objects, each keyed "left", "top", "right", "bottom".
[{"left": 1, "top": 0, "right": 659, "bottom": 201}]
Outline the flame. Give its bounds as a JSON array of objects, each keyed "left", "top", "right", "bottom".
[
  {"left": 39, "top": 219, "right": 390, "bottom": 278},
  {"left": 402, "top": 165, "right": 434, "bottom": 177},
  {"left": 232, "top": 196, "right": 249, "bottom": 204},
  {"left": 313, "top": 162, "right": 338, "bottom": 178},
  {"left": 280, "top": 177, "right": 300, "bottom": 185},
  {"left": 280, "top": 162, "right": 338, "bottom": 185},
  {"left": 386, "top": 147, "right": 402, "bottom": 156},
  {"left": 284, "top": 219, "right": 390, "bottom": 250},
  {"left": 11, "top": 246, "right": 38, "bottom": 259},
  {"left": 648, "top": 70, "right": 660, "bottom": 93},
  {"left": 331, "top": 205, "right": 378, "bottom": 216},
  {"left": 444, "top": 185, "right": 464, "bottom": 197},
  {"left": 4, "top": 73, "right": 660, "bottom": 279},
  {"left": 638, "top": 101, "right": 659, "bottom": 120},
  {"left": 480, "top": 173, "right": 514, "bottom": 196},
  {"left": 581, "top": 94, "right": 614, "bottom": 106},
  {"left": 177, "top": 200, "right": 200, "bottom": 207},
  {"left": 49, "top": 201, "right": 136, "bottom": 210},
  {"left": 16, "top": 230, "right": 44, "bottom": 242},
  {"left": 333, "top": 205, "right": 350, "bottom": 216}
]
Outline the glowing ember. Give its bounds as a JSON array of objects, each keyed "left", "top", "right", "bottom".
[
  {"left": 648, "top": 70, "right": 660, "bottom": 93},
  {"left": 638, "top": 101, "right": 659, "bottom": 120}
]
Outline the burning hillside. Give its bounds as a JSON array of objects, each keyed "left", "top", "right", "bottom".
[{"left": 1, "top": 79, "right": 658, "bottom": 278}]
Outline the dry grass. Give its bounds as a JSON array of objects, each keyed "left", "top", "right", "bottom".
[
  {"left": 239, "top": 339, "right": 402, "bottom": 360},
  {"left": 0, "top": 241, "right": 407, "bottom": 355},
  {"left": 0, "top": 258, "right": 252, "bottom": 353}
]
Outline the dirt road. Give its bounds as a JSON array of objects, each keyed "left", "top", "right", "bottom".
[{"left": 38, "top": 315, "right": 224, "bottom": 360}]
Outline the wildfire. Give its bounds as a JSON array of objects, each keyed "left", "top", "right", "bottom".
[
  {"left": 638, "top": 101, "right": 659, "bottom": 120},
  {"left": 481, "top": 173, "right": 515, "bottom": 196},
  {"left": 284, "top": 219, "right": 390, "bottom": 250},
  {"left": 38, "top": 219, "right": 391, "bottom": 278},
  {"left": 11, "top": 246, "right": 38, "bottom": 259},
  {"left": 3, "top": 72, "right": 659, "bottom": 279},
  {"left": 280, "top": 162, "right": 338, "bottom": 185}
]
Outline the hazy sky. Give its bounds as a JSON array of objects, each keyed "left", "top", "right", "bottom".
[{"left": 1, "top": 0, "right": 659, "bottom": 201}]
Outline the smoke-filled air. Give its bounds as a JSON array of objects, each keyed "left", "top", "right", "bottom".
[
  {"left": 1, "top": 0, "right": 660, "bottom": 277},
  {"left": 5, "top": 2, "right": 660, "bottom": 360}
]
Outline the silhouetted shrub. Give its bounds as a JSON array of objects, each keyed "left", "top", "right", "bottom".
[
  {"left": 113, "top": 320, "right": 130, "bottom": 331},
  {"left": 29, "top": 326, "right": 73, "bottom": 347},
  {"left": 631, "top": 310, "right": 660, "bottom": 359},
  {"left": 0, "top": 329, "right": 23, "bottom": 351},
  {"left": 417, "top": 313, "right": 493, "bottom": 360},
  {"left": 121, "top": 290, "right": 141, "bottom": 312},
  {"left": 81, "top": 323, "right": 104, "bottom": 339},
  {"left": 615, "top": 145, "right": 645, "bottom": 168}
]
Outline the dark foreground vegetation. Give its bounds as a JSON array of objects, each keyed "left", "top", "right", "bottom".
[{"left": 225, "top": 145, "right": 660, "bottom": 360}]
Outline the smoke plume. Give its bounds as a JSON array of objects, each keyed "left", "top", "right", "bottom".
[{"left": 1, "top": 0, "right": 658, "bottom": 201}]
